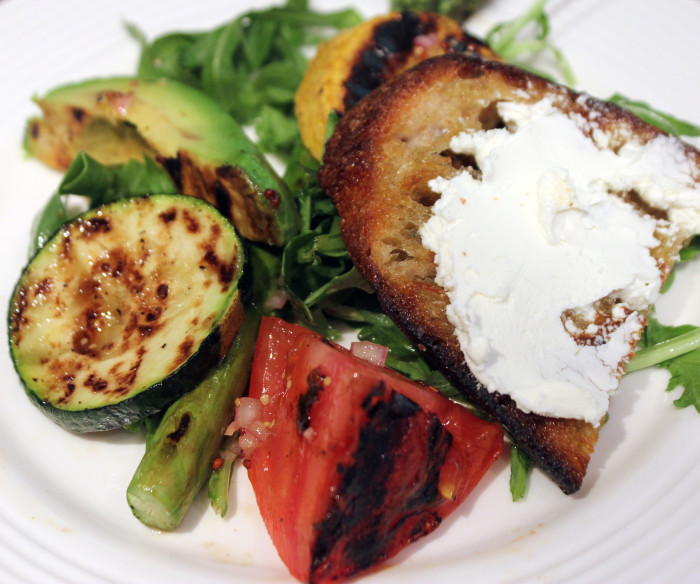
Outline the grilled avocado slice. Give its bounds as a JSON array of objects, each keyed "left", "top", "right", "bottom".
[
  {"left": 25, "top": 77, "right": 299, "bottom": 245},
  {"left": 8, "top": 194, "right": 245, "bottom": 432}
]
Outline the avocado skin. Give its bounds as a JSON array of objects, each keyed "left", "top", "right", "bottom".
[{"left": 25, "top": 77, "right": 300, "bottom": 246}]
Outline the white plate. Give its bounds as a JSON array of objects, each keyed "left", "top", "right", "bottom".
[{"left": 0, "top": 0, "right": 698, "bottom": 582}]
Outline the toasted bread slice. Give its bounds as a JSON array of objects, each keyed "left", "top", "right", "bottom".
[
  {"left": 319, "top": 54, "right": 700, "bottom": 494},
  {"left": 295, "top": 11, "right": 499, "bottom": 160}
]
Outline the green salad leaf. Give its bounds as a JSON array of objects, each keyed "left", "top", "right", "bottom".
[
  {"left": 627, "top": 317, "right": 700, "bottom": 412},
  {"left": 133, "top": 0, "right": 362, "bottom": 156},
  {"left": 608, "top": 94, "right": 700, "bottom": 138},
  {"left": 29, "top": 152, "right": 176, "bottom": 257},
  {"left": 485, "top": 0, "right": 575, "bottom": 86},
  {"left": 509, "top": 444, "right": 530, "bottom": 502}
]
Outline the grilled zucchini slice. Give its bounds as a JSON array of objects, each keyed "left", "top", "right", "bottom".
[{"left": 8, "top": 194, "right": 244, "bottom": 432}]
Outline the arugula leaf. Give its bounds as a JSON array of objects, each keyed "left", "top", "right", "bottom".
[
  {"left": 627, "top": 317, "right": 700, "bottom": 412},
  {"left": 680, "top": 237, "right": 700, "bottom": 262},
  {"left": 608, "top": 94, "right": 700, "bottom": 138},
  {"left": 486, "top": 0, "right": 575, "bottom": 86},
  {"left": 509, "top": 444, "right": 530, "bottom": 501},
  {"left": 134, "top": 0, "right": 362, "bottom": 157}
]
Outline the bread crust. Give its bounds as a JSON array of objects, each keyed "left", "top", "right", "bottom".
[{"left": 319, "top": 54, "right": 699, "bottom": 494}]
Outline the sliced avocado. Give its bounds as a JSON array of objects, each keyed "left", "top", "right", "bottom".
[{"left": 25, "top": 77, "right": 300, "bottom": 246}]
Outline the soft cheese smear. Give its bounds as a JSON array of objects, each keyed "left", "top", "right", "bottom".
[{"left": 420, "top": 98, "right": 700, "bottom": 425}]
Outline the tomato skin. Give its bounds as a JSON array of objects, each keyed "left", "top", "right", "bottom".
[{"left": 246, "top": 316, "right": 504, "bottom": 583}]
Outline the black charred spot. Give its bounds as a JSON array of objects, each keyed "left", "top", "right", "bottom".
[
  {"left": 160, "top": 156, "right": 183, "bottom": 190},
  {"left": 297, "top": 367, "right": 327, "bottom": 433},
  {"left": 213, "top": 180, "right": 233, "bottom": 221},
  {"left": 73, "top": 329, "right": 96, "bottom": 357},
  {"left": 159, "top": 208, "right": 177, "bottom": 224},
  {"left": 138, "top": 325, "right": 154, "bottom": 337},
  {"left": 85, "top": 373, "right": 108, "bottom": 392},
  {"left": 145, "top": 307, "right": 162, "bottom": 322},
  {"left": 157, "top": 283, "right": 169, "bottom": 300},
  {"left": 30, "top": 121, "right": 40, "bottom": 140},
  {"left": 167, "top": 413, "right": 191, "bottom": 443},
  {"left": 344, "top": 12, "right": 427, "bottom": 111},
  {"left": 309, "top": 383, "right": 452, "bottom": 582},
  {"left": 219, "top": 261, "right": 236, "bottom": 285},
  {"left": 264, "top": 188, "right": 281, "bottom": 209},
  {"left": 203, "top": 249, "right": 218, "bottom": 266},
  {"left": 100, "top": 256, "right": 124, "bottom": 277},
  {"left": 215, "top": 165, "right": 237, "bottom": 180},
  {"left": 9, "top": 286, "right": 29, "bottom": 337},
  {"left": 71, "top": 107, "right": 86, "bottom": 123},
  {"left": 57, "top": 375, "right": 76, "bottom": 404},
  {"left": 182, "top": 209, "right": 200, "bottom": 233},
  {"left": 202, "top": 248, "right": 237, "bottom": 285},
  {"left": 116, "top": 346, "right": 145, "bottom": 390},
  {"left": 81, "top": 217, "right": 111, "bottom": 237},
  {"left": 35, "top": 278, "right": 52, "bottom": 297},
  {"left": 177, "top": 338, "right": 194, "bottom": 365}
]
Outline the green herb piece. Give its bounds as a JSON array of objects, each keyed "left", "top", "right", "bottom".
[
  {"left": 59, "top": 152, "right": 177, "bottom": 204},
  {"left": 29, "top": 191, "right": 70, "bottom": 258},
  {"left": 28, "top": 153, "right": 176, "bottom": 257},
  {"left": 627, "top": 317, "right": 700, "bottom": 411},
  {"left": 389, "top": 0, "right": 488, "bottom": 20},
  {"left": 509, "top": 444, "right": 530, "bottom": 501},
  {"left": 680, "top": 237, "right": 700, "bottom": 262},
  {"left": 133, "top": 0, "right": 362, "bottom": 157},
  {"left": 208, "top": 435, "right": 238, "bottom": 517},
  {"left": 486, "top": 0, "right": 575, "bottom": 86},
  {"left": 608, "top": 94, "right": 700, "bottom": 138}
]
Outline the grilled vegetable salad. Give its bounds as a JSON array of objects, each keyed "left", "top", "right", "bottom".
[{"left": 6, "top": 0, "right": 700, "bottom": 582}]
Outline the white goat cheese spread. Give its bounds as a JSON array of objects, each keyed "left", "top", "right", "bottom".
[{"left": 419, "top": 98, "right": 700, "bottom": 425}]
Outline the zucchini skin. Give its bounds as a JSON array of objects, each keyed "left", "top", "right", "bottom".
[
  {"left": 8, "top": 194, "right": 244, "bottom": 433},
  {"left": 19, "top": 320, "right": 232, "bottom": 433}
]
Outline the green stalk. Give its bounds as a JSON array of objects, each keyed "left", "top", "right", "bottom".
[
  {"left": 488, "top": 0, "right": 549, "bottom": 56},
  {"left": 126, "top": 307, "right": 261, "bottom": 531},
  {"left": 625, "top": 327, "right": 700, "bottom": 373},
  {"left": 207, "top": 434, "right": 239, "bottom": 517}
]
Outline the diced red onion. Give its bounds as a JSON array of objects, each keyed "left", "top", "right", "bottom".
[
  {"left": 351, "top": 341, "right": 389, "bottom": 367},
  {"left": 246, "top": 420, "right": 270, "bottom": 442},
  {"left": 413, "top": 32, "right": 438, "bottom": 50},
  {"left": 264, "top": 289, "right": 289, "bottom": 311},
  {"left": 233, "top": 397, "right": 262, "bottom": 429},
  {"left": 238, "top": 433, "right": 259, "bottom": 456}
]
